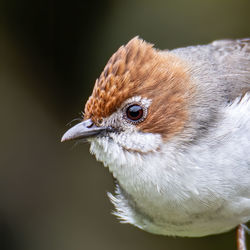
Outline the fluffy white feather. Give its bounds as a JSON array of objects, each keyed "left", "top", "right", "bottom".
[{"left": 90, "top": 94, "right": 250, "bottom": 236}]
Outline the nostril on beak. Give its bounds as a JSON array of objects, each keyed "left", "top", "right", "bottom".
[
  {"left": 87, "top": 121, "right": 94, "bottom": 128},
  {"left": 84, "top": 118, "right": 95, "bottom": 128}
]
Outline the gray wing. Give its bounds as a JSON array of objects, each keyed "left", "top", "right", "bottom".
[
  {"left": 170, "top": 39, "right": 250, "bottom": 144},
  {"left": 210, "top": 38, "right": 250, "bottom": 101},
  {"left": 172, "top": 38, "right": 250, "bottom": 102},
  {"left": 211, "top": 38, "right": 250, "bottom": 54}
]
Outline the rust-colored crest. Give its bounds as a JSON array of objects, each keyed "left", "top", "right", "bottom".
[{"left": 84, "top": 37, "right": 194, "bottom": 140}]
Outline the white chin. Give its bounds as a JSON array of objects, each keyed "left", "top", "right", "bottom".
[{"left": 89, "top": 132, "right": 162, "bottom": 178}]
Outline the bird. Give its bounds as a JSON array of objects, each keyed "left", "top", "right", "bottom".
[{"left": 61, "top": 37, "right": 250, "bottom": 240}]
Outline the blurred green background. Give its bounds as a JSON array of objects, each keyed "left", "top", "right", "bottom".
[{"left": 1, "top": 0, "right": 250, "bottom": 249}]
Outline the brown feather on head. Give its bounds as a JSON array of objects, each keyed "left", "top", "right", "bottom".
[{"left": 84, "top": 36, "right": 194, "bottom": 140}]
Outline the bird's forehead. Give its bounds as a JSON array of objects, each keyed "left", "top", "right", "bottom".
[
  {"left": 84, "top": 37, "right": 156, "bottom": 124},
  {"left": 84, "top": 37, "right": 193, "bottom": 136}
]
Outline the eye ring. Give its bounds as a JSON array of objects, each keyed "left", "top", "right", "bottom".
[{"left": 123, "top": 103, "right": 147, "bottom": 124}]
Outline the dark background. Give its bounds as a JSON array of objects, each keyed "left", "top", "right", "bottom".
[{"left": 1, "top": 0, "right": 250, "bottom": 249}]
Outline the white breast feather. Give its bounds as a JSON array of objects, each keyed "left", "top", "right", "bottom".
[{"left": 89, "top": 94, "right": 250, "bottom": 236}]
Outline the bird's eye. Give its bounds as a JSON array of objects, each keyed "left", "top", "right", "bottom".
[{"left": 126, "top": 105, "right": 144, "bottom": 122}]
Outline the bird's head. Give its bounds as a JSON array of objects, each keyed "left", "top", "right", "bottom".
[{"left": 61, "top": 37, "right": 194, "bottom": 179}]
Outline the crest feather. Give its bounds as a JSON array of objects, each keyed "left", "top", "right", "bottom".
[
  {"left": 84, "top": 37, "right": 156, "bottom": 123},
  {"left": 84, "top": 37, "right": 194, "bottom": 140}
]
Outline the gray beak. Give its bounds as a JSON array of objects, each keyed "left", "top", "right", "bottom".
[{"left": 61, "top": 119, "right": 107, "bottom": 142}]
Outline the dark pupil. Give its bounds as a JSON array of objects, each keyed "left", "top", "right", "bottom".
[{"left": 127, "top": 105, "right": 143, "bottom": 121}]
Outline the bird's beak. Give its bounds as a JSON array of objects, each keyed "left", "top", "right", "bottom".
[{"left": 61, "top": 119, "right": 107, "bottom": 142}]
